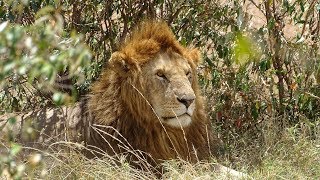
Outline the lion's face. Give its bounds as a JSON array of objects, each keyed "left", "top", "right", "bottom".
[{"left": 142, "top": 52, "right": 196, "bottom": 128}]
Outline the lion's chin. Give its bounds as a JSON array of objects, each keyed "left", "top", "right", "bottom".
[{"left": 163, "top": 114, "right": 192, "bottom": 128}]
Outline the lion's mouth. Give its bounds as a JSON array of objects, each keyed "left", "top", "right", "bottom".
[
  {"left": 161, "top": 113, "right": 192, "bottom": 127},
  {"left": 162, "top": 113, "right": 191, "bottom": 120}
]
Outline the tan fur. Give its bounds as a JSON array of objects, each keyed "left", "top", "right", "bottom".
[{"left": 85, "top": 21, "right": 221, "bottom": 168}]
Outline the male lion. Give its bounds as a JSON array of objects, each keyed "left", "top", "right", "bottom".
[
  {"left": 84, "top": 21, "right": 220, "bottom": 163},
  {"left": 1, "top": 21, "right": 245, "bottom": 178}
]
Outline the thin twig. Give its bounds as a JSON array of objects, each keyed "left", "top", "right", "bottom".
[{"left": 301, "top": 0, "right": 317, "bottom": 37}]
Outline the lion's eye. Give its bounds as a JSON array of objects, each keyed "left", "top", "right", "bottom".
[
  {"left": 156, "top": 71, "right": 167, "bottom": 80},
  {"left": 186, "top": 71, "right": 192, "bottom": 78}
]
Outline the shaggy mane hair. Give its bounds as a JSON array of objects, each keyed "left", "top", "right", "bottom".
[{"left": 84, "top": 21, "right": 221, "bottom": 170}]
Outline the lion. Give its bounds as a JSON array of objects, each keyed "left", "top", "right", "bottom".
[
  {"left": 83, "top": 21, "right": 220, "bottom": 163},
  {"left": 0, "top": 20, "right": 245, "bottom": 178}
]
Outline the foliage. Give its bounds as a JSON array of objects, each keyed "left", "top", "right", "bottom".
[
  {"left": 0, "top": 0, "right": 319, "bottom": 179},
  {"left": 0, "top": 4, "right": 91, "bottom": 112}
]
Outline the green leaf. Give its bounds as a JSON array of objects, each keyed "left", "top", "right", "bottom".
[
  {"left": 4, "top": 61, "right": 16, "bottom": 73},
  {"left": 251, "top": 103, "right": 259, "bottom": 120},
  {"left": 233, "top": 33, "right": 261, "bottom": 66},
  {"left": 308, "top": 101, "right": 313, "bottom": 112},
  {"left": 18, "top": 66, "right": 27, "bottom": 75},
  {"left": 8, "top": 117, "right": 16, "bottom": 124},
  {"left": 267, "top": 18, "right": 275, "bottom": 30},
  {"left": 52, "top": 92, "right": 64, "bottom": 105},
  {"left": 0, "top": 21, "right": 8, "bottom": 32},
  {"left": 259, "top": 58, "right": 271, "bottom": 72},
  {"left": 41, "top": 64, "right": 55, "bottom": 82},
  {"left": 180, "top": 37, "right": 187, "bottom": 46},
  {"left": 35, "top": 6, "right": 55, "bottom": 19},
  {"left": 10, "top": 143, "right": 22, "bottom": 156},
  {"left": 299, "top": 1, "right": 305, "bottom": 12}
]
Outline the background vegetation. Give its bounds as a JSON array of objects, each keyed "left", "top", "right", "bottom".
[{"left": 1, "top": 0, "right": 319, "bottom": 179}]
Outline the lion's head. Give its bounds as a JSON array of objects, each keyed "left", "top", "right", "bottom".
[
  {"left": 141, "top": 51, "right": 197, "bottom": 127},
  {"left": 105, "top": 21, "right": 203, "bottom": 129},
  {"left": 86, "top": 20, "right": 219, "bottom": 165}
]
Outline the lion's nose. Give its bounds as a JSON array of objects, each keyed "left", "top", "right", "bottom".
[{"left": 177, "top": 97, "right": 194, "bottom": 108}]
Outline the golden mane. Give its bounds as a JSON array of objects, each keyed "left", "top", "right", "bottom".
[
  {"left": 118, "top": 21, "right": 185, "bottom": 65},
  {"left": 85, "top": 21, "right": 221, "bottom": 171}
]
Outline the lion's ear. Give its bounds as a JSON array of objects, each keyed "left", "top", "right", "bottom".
[
  {"left": 188, "top": 48, "right": 202, "bottom": 66},
  {"left": 109, "top": 52, "right": 136, "bottom": 76}
]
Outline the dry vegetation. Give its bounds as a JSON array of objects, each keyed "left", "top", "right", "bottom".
[{"left": 2, "top": 129, "right": 318, "bottom": 179}]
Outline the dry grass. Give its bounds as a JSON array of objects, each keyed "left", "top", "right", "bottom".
[
  {"left": 1, "top": 114, "right": 319, "bottom": 179},
  {"left": 250, "top": 132, "right": 320, "bottom": 179},
  {"left": 13, "top": 123, "right": 317, "bottom": 180}
]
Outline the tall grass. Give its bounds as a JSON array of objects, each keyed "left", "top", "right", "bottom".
[{"left": 2, "top": 120, "right": 316, "bottom": 179}]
